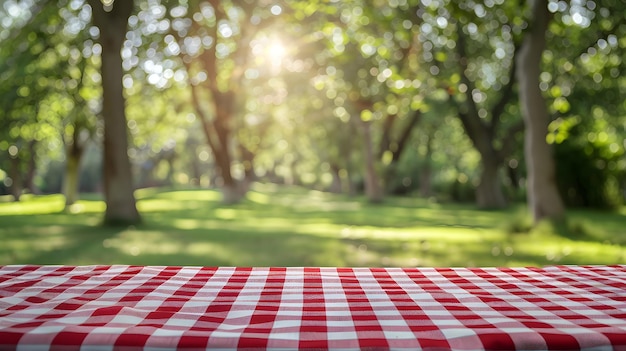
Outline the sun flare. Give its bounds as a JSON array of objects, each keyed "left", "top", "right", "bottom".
[
  {"left": 268, "top": 40, "right": 286, "bottom": 59},
  {"left": 266, "top": 39, "right": 287, "bottom": 67},
  {"left": 251, "top": 35, "right": 290, "bottom": 72}
]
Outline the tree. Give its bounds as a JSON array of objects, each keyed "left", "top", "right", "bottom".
[
  {"left": 300, "top": 0, "right": 426, "bottom": 202},
  {"left": 164, "top": 0, "right": 286, "bottom": 203},
  {"left": 417, "top": 1, "right": 525, "bottom": 208},
  {"left": 0, "top": 1, "right": 102, "bottom": 207},
  {"left": 0, "top": 2, "right": 62, "bottom": 201},
  {"left": 542, "top": 0, "right": 626, "bottom": 209},
  {"left": 516, "top": 0, "right": 565, "bottom": 223},
  {"left": 449, "top": 27, "right": 522, "bottom": 209},
  {"left": 88, "top": 0, "right": 140, "bottom": 225}
]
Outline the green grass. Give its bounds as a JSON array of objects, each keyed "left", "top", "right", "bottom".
[{"left": 0, "top": 183, "right": 624, "bottom": 267}]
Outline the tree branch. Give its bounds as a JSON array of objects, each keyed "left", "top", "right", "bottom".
[
  {"left": 377, "top": 113, "right": 397, "bottom": 158},
  {"left": 187, "top": 73, "right": 222, "bottom": 160},
  {"left": 455, "top": 25, "right": 482, "bottom": 125},
  {"left": 391, "top": 109, "right": 421, "bottom": 163},
  {"left": 497, "top": 120, "right": 525, "bottom": 162},
  {"left": 489, "top": 42, "right": 519, "bottom": 136}
]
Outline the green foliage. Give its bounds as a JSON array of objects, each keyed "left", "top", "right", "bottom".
[
  {"left": 37, "top": 144, "right": 102, "bottom": 194},
  {"left": 554, "top": 118, "right": 625, "bottom": 209},
  {"left": 1, "top": 0, "right": 625, "bottom": 214}
]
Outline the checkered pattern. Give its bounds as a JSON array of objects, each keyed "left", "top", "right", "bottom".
[{"left": 1, "top": 265, "right": 625, "bottom": 350}]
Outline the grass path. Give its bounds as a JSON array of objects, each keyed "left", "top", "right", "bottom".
[{"left": 1, "top": 184, "right": 625, "bottom": 267}]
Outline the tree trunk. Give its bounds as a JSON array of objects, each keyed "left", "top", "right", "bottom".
[
  {"left": 419, "top": 134, "right": 433, "bottom": 198},
  {"left": 344, "top": 122, "right": 357, "bottom": 196},
  {"left": 239, "top": 143, "right": 256, "bottom": 193},
  {"left": 25, "top": 140, "right": 38, "bottom": 195},
  {"left": 188, "top": 75, "right": 244, "bottom": 203},
  {"left": 380, "top": 110, "right": 421, "bottom": 194},
  {"left": 360, "top": 120, "right": 384, "bottom": 203},
  {"left": 214, "top": 105, "right": 243, "bottom": 203},
  {"left": 213, "top": 147, "right": 241, "bottom": 204},
  {"left": 63, "top": 127, "right": 86, "bottom": 207},
  {"left": 476, "top": 156, "right": 507, "bottom": 208},
  {"left": 190, "top": 154, "right": 202, "bottom": 186},
  {"left": 177, "top": 1, "right": 252, "bottom": 204},
  {"left": 452, "top": 26, "right": 521, "bottom": 209},
  {"left": 419, "top": 167, "right": 432, "bottom": 198},
  {"left": 8, "top": 156, "right": 22, "bottom": 202},
  {"left": 328, "top": 163, "right": 342, "bottom": 193},
  {"left": 517, "top": 0, "right": 565, "bottom": 223},
  {"left": 89, "top": 0, "right": 140, "bottom": 225},
  {"left": 63, "top": 152, "right": 82, "bottom": 207},
  {"left": 165, "top": 154, "right": 175, "bottom": 185}
]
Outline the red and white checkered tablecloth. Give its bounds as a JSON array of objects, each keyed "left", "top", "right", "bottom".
[{"left": 1, "top": 265, "right": 625, "bottom": 350}]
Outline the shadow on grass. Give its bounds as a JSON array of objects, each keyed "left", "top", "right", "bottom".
[{"left": 1, "top": 185, "right": 624, "bottom": 267}]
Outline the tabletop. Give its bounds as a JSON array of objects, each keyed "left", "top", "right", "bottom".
[{"left": 1, "top": 265, "right": 626, "bottom": 350}]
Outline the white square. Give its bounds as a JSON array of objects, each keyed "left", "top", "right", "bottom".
[
  {"left": 182, "top": 301, "right": 211, "bottom": 309},
  {"left": 144, "top": 346, "right": 183, "bottom": 351},
  {"left": 80, "top": 345, "right": 113, "bottom": 351},
  {"left": 573, "top": 308, "right": 605, "bottom": 316},
  {"left": 278, "top": 293, "right": 302, "bottom": 301},
  {"left": 230, "top": 300, "right": 258, "bottom": 306},
  {"left": 18, "top": 308, "right": 52, "bottom": 315},
  {"left": 109, "top": 314, "right": 145, "bottom": 325},
  {"left": 151, "top": 328, "right": 185, "bottom": 337},
  {"left": 323, "top": 294, "right": 348, "bottom": 302},
  {"left": 522, "top": 309, "right": 556, "bottom": 317},
  {"left": 88, "top": 327, "right": 126, "bottom": 334},
  {"left": 378, "top": 319, "right": 408, "bottom": 327},
  {"left": 326, "top": 331, "right": 359, "bottom": 341},
  {"left": 324, "top": 320, "right": 354, "bottom": 328},
  {"left": 57, "top": 316, "right": 89, "bottom": 324},
  {"left": 210, "top": 330, "right": 243, "bottom": 338},
  {"left": 484, "top": 317, "right": 516, "bottom": 325},
  {"left": 325, "top": 309, "right": 351, "bottom": 317},
  {"left": 439, "top": 327, "right": 477, "bottom": 340},
  {"left": 17, "top": 344, "right": 49, "bottom": 351},
  {"left": 558, "top": 327, "right": 599, "bottom": 335},
  {"left": 274, "top": 309, "right": 301, "bottom": 317},
  {"left": 271, "top": 319, "right": 299, "bottom": 330},
  {"left": 383, "top": 330, "right": 418, "bottom": 340},
  {"left": 135, "top": 300, "right": 165, "bottom": 308},
  {"left": 164, "top": 318, "right": 197, "bottom": 328},
  {"left": 424, "top": 309, "right": 454, "bottom": 316},
  {"left": 273, "top": 302, "right": 301, "bottom": 308},
  {"left": 98, "top": 293, "right": 126, "bottom": 300},
  {"left": 28, "top": 325, "right": 65, "bottom": 334},
  {"left": 407, "top": 292, "right": 434, "bottom": 301},
  {"left": 500, "top": 327, "right": 535, "bottom": 334},
  {"left": 432, "top": 319, "right": 464, "bottom": 326},
  {"left": 224, "top": 310, "right": 253, "bottom": 319},
  {"left": 369, "top": 300, "right": 395, "bottom": 307},
  {"left": 217, "top": 322, "right": 246, "bottom": 331},
  {"left": 0, "top": 296, "right": 24, "bottom": 305},
  {"left": 267, "top": 331, "right": 301, "bottom": 341},
  {"left": 372, "top": 309, "right": 400, "bottom": 317},
  {"left": 42, "top": 277, "right": 68, "bottom": 285}
]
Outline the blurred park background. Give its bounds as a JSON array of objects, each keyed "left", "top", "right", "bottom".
[{"left": 0, "top": 0, "right": 624, "bottom": 267}]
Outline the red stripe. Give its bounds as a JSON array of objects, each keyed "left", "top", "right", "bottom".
[
  {"left": 238, "top": 267, "right": 286, "bottom": 348},
  {"left": 299, "top": 267, "right": 329, "bottom": 349}
]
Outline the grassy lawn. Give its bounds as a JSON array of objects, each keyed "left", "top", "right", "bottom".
[{"left": 0, "top": 183, "right": 624, "bottom": 267}]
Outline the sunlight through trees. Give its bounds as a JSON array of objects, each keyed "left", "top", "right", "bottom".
[{"left": 0, "top": 0, "right": 624, "bottom": 226}]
